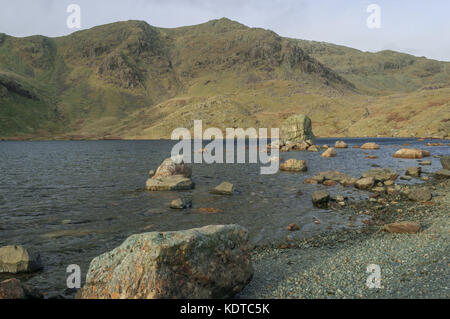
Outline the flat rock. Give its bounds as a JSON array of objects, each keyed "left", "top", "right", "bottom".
[
  {"left": 79, "top": 225, "right": 253, "bottom": 299},
  {"left": 362, "top": 168, "right": 399, "bottom": 183},
  {"left": 211, "top": 182, "right": 235, "bottom": 195},
  {"left": 355, "top": 177, "right": 375, "bottom": 190},
  {"left": 0, "top": 245, "right": 43, "bottom": 274},
  {"left": 408, "top": 187, "right": 432, "bottom": 202},
  {"left": 383, "top": 222, "right": 421, "bottom": 234},
  {"left": 435, "top": 169, "right": 450, "bottom": 179},
  {"left": 146, "top": 175, "right": 194, "bottom": 191}
]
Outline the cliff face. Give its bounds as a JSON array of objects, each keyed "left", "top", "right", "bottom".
[{"left": 0, "top": 18, "right": 449, "bottom": 139}]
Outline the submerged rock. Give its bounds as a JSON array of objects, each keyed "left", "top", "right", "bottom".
[
  {"left": 393, "top": 148, "right": 431, "bottom": 159},
  {"left": 211, "top": 182, "right": 235, "bottom": 195},
  {"left": 0, "top": 245, "right": 43, "bottom": 274},
  {"left": 383, "top": 222, "right": 421, "bottom": 234},
  {"left": 79, "top": 225, "right": 253, "bottom": 299},
  {"left": 0, "top": 279, "right": 25, "bottom": 299},
  {"left": 280, "top": 114, "right": 316, "bottom": 145},
  {"left": 280, "top": 159, "right": 307, "bottom": 172},
  {"left": 362, "top": 168, "right": 398, "bottom": 183},
  {"left": 312, "top": 191, "right": 330, "bottom": 209}
]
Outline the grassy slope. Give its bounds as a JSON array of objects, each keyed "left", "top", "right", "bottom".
[{"left": 0, "top": 19, "right": 449, "bottom": 139}]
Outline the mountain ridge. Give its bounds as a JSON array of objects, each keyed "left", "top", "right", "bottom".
[{"left": 0, "top": 18, "right": 449, "bottom": 139}]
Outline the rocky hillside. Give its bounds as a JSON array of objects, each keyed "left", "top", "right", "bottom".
[{"left": 0, "top": 18, "right": 449, "bottom": 139}]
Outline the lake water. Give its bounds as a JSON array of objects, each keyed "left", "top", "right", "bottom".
[{"left": 0, "top": 138, "right": 448, "bottom": 296}]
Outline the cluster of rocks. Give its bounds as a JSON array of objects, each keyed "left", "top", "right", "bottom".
[{"left": 0, "top": 245, "right": 43, "bottom": 299}]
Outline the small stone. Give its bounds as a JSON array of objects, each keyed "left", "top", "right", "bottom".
[
  {"left": 400, "top": 176, "right": 412, "bottom": 181},
  {"left": 287, "top": 224, "right": 300, "bottom": 232},
  {"left": 307, "top": 145, "right": 319, "bottom": 152},
  {"left": 211, "top": 182, "right": 235, "bottom": 195},
  {"left": 383, "top": 222, "right": 421, "bottom": 234},
  {"left": 360, "top": 143, "right": 380, "bottom": 150},
  {"left": 170, "top": 197, "right": 192, "bottom": 209},
  {"left": 323, "top": 180, "right": 338, "bottom": 187},
  {"left": 321, "top": 148, "right": 337, "bottom": 158},
  {"left": 419, "top": 160, "right": 432, "bottom": 166},
  {"left": 312, "top": 191, "right": 330, "bottom": 209},
  {"left": 335, "top": 141, "right": 348, "bottom": 149},
  {"left": 405, "top": 167, "right": 421, "bottom": 177},
  {"left": 384, "top": 180, "right": 395, "bottom": 186}
]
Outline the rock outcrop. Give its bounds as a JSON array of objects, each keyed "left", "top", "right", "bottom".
[
  {"left": 280, "top": 114, "right": 316, "bottom": 145},
  {"left": 0, "top": 245, "right": 42, "bottom": 274},
  {"left": 79, "top": 225, "right": 253, "bottom": 299}
]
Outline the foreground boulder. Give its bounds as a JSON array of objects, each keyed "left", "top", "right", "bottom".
[
  {"left": 280, "top": 114, "right": 316, "bottom": 144},
  {"left": 360, "top": 143, "right": 380, "bottom": 150},
  {"left": 146, "top": 157, "right": 194, "bottom": 191},
  {"left": 312, "top": 191, "right": 330, "bottom": 209},
  {"left": 0, "top": 279, "right": 25, "bottom": 299},
  {"left": 0, "top": 245, "right": 42, "bottom": 274},
  {"left": 79, "top": 225, "right": 253, "bottom": 299},
  {"left": 321, "top": 148, "right": 337, "bottom": 158},
  {"left": 211, "top": 182, "right": 235, "bottom": 195},
  {"left": 362, "top": 168, "right": 398, "bottom": 183},
  {"left": 393, "top": 148, "right": 431, "bottom": 159},
  {"left": 280, "top": 159, "right": 307, "bottom": 172},
  {"left": 383, "top": 222, "right": 421, "bottom": 234},
  {"left": 441, "top": 156, "right": 450, "bottom": 170}
]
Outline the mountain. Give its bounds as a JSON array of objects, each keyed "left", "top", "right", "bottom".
[{"left": 0, "top": 18, "right": 449, "bottom": 140}]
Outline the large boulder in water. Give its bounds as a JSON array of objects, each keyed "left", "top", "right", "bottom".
[
  {"left": 78, "top": 225, "right": 253, "bottom": 299},
  {"left": 0, "top": 245, "right": 43, "bottom": 274},
  {"left": 280, "top": 114, "right": 315, "bottom": 145},
  {"left": 393, "top": 148, "right": 430, "bottom": 159},
  {"left": 146, "top": 157, "right": 194, "bottom": 191}
]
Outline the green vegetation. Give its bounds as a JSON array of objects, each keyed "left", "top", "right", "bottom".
[{"left": 0, "top": 18, "right": 449, "bottom": 139}]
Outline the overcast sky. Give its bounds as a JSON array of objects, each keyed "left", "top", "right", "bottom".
[{"left": 1, "top": 0, "right": 449, "bottom": 61}]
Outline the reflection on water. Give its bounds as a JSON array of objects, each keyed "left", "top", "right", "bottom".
[{"left": 0, "top": 138, "right": 448, "bottom": 295}]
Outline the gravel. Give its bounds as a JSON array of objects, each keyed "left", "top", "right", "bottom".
[{"left": 239, "top": 178, "right": 450, "bottom": 299}]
